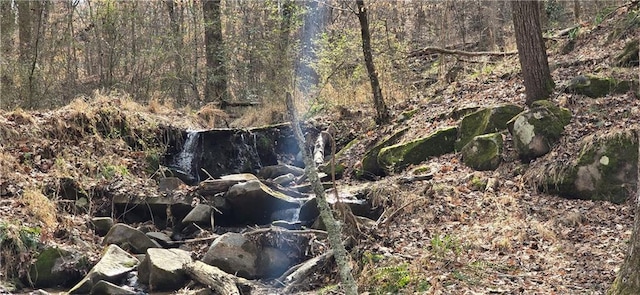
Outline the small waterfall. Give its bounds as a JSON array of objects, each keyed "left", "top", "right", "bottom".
[{"left": 172, "top": 131, "right": 200, "bottom": 183}]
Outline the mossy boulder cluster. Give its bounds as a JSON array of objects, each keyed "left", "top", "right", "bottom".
[
  {"left": 359, "top": 103, "right": 572, "bottom": 176},
  {"left": 565, "top": 74, "right": 634, "bottom": 98}
]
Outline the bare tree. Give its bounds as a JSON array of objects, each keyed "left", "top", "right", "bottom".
[
  {"left": 512, "top": 0, "right": 554, "bottom": 106},
  {"left": 203, "top": 0, "right": 228, "bottom": 105},
  {"left": 355, "top": 0, "right": 390, "bottom": 125},
  {"left": 166, "top": 0, "right": 186, "bottom": 103}
]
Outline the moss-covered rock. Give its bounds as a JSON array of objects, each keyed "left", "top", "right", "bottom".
[
  {"left": 29, "top": 246, "right": 87, "bottom": 288},
  {"left": 508, "top": 101, "right": 571, "bottom": 160},
  {"left": 532, "top": 129, "right": 638, "bottom": 204},
  {"left": 321, "top": 137, "right": 360, "bottom": 179},
  {"left": 461, "top": 132, "right": 504, "bottom": 171},
  {"left": 613, "top": 39, "right": 639, "bottom": 67},
  {"left": 359, "top": 128, "right": 408, "bottom": 178},
  {"left": 378, "top": 126, "right": 457, "bottom": 174},
  {"left": 455, "top": 104, "right": 523, "bottom": 151},
  {"left": 565, "top": 75, "right": 633, "bottom": 98}
]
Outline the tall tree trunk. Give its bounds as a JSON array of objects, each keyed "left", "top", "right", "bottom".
[
  {"left": 608, "top": 131, "right": 640, "bottom": 295},
  {"left": 16, "top": 1, "right": 32, "bottom": 64},
  {"left": 355, "top": 0, "right": 390, "bottom": 125},
  {"left": 1, "top": 0, "right": 15, "bottom": 96},
  {"left": 166, "top": 0, "right": 186, "bottom": 104},
  {"left": 203, "top": 0, "right": 228, "bottom": 106},
  {"left": 512, "top": 0, "right": 554, "bottom": 106}
]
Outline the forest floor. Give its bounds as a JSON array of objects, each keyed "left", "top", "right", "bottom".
[{"left": 1, "top": 3, "right": 639, "bottom": 295}]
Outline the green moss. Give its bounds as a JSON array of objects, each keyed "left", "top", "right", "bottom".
[
  {"left": 456, "top": 105, "right": 522, "bottom": 151},
  {"left": 378, "top": 127, "right": 457, "bottom": 173},
  {"left": 360, "top": 128, "right": 408, "bottom": 178},
  {"left": 461, "top": 132, "right": 503, "bottom": 171},
  {"left": 567, "top": 75, "right": 632, "bottom": 98}
]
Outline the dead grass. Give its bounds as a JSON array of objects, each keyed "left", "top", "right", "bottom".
[{"left": 21, "top": 188, "right": 58, "bottom": 233}]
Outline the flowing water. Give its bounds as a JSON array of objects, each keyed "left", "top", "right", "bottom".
[{"left": 172, "top": 131, "right": 200, "bottom": 183}]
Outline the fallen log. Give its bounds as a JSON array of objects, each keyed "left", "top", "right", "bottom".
[
  {"left": 408, "top": 46, "right": 517, "bottom": 58},
  {"left": 185, "top": 261, "right": 250, "bottom": 295}
]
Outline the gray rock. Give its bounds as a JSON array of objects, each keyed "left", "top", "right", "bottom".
[
  {"left": 91, "top": 280, "right": 135, "bottom": 295},
  {"left": 257, "top": 247, "right": 292, "bottom": 278},
  {"left": 196, "top": 174, "right": 258, "bottom": 196},
  {"left": 102, "top": 223, "right": 161, "bottom": 254},
  {"left": 202, "top": 233, "right": 260, "bottom": 279},
  {"left": 138, "top": 248, "right": 193, "bottom": 292},
  {"left": 91, "top": 217, "right": 114, "bottom": 236},
  {"left": 68, "top": 244, "right": 139, "bottom": 294},
  {"left": 29, "top": 246, "right": 87, "bottom": 288},
  {"left": 226, "top": 180, "right": 301, "bottom": 225},
  {"left": 182, "top": 204, "right": 213, "bottom": 226},
  {"left": 565, "top": 74, "right": 634, "bottom": 98},
  {"left": 508, "top": 101, "right": 571, "bottom": 160},
  {"left": 378, "top": 126, "right": 458, "bottom": 174},
  {"left": 461, "top": 132, "right": 504, "bottom": 171}
]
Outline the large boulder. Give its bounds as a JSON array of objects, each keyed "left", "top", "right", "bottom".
[
  {"left": 138, "top": 248, "right": 193, "bottom": 292},
  {"left": 565, "top": 74, "right": 634, "bottom": 98},
  {"left": 528, "top": 129, "right": 638, "bottom": 204},
  {"left": 67, "top": 245, "right": 139, "bottom": 294},
  {"left": 461, "top": 132, "right": 504, "bottom": 171},
  {"left": 225, "top": 180, "right": 301, "bottom": 225},
  {"left": 102, "top": 223, "right": 161, "bottom": 254},
  {"left": 378, "top": 126, "right": 458, "bottom": 174},
  {"left": 359, "top": 128, "right": 408, "bottom": 178},
  {"left": 455, "top": 104, "right": 523, "bottom": 151},
  {"left": 182, "top": 204, "right": 213, "bottom": 227},
  {"left": 29, "top": 246, "right": 88, "bottom": 288},
  {"left": 508, "top": 101, "right": 571, "bottom": 160},
  {"left": 202, "top": 233, "right": 260, "bottom": 279}
]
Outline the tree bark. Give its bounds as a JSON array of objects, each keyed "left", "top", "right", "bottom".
[
  {"left": 512, "top": 0, "right": 554, "bottom": 106},
  {"left": 16, "top": 1, "right": 31, "bottom": 64},
  {"left": 166, "top": 0, "right": 186, "bottom": 104},
  {"left": 355, "top": 0, "right": 390, "bottom": 125},
  {"left": 203, "top": 0, "right": 228, "bottom": 105},
  {"left": 608, "top": 132, "right": 640, "bottom": 295},
  {"left": 285, "top": 93, "right": 358, "bottom": 295}
]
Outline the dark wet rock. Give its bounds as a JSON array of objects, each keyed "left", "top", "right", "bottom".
[
  {"left": 202, "top": 233, "right": 260, "bottom": 279},
  {"left": 91, "top": 217, "right": 114, "bottom": 237},
  {"left": 182, "top": 204, "right": 213, "bottom": 227},
  {"left": 29, "top": 246, "right": 87, "bottom": 288},
  {"left": 102, "top": 223, "right": 161, "bottom": 254},
  {"left": 67, "top": 245, "right": 139, "bottom": 294},
  {"left": 225, "top": 180, "right": 301, "bottom": 225},
  {"left": 146, "top": 232, "right": 174, "bottom": 248},
  {"left": 196, "top": 174, "right": 259, "bottom": 196},
  {"left": 138, "top": 248, "right": 193, "bottom": 292}
]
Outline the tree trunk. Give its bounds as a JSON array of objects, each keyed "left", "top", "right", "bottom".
[
  {"left": 166, "top": 0, "right": 186, "bottom": 104},
  {"left": 512, "top": 0, "right": 554, "bottom": 106},
  {"left": 16, "top": 1, "right": 31, "bottom": 64},
  {"left": 608, "top": 131, "right": 640, "bottom": 295},
  {"left": 1, "top": 0, "right": 15, "bottom": 95},
  {"left": 355, "top": 0, "right": 390, "bottom": 125},
  {"left": 203, "top": 0, "right": 228, "bottom": 106}
]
